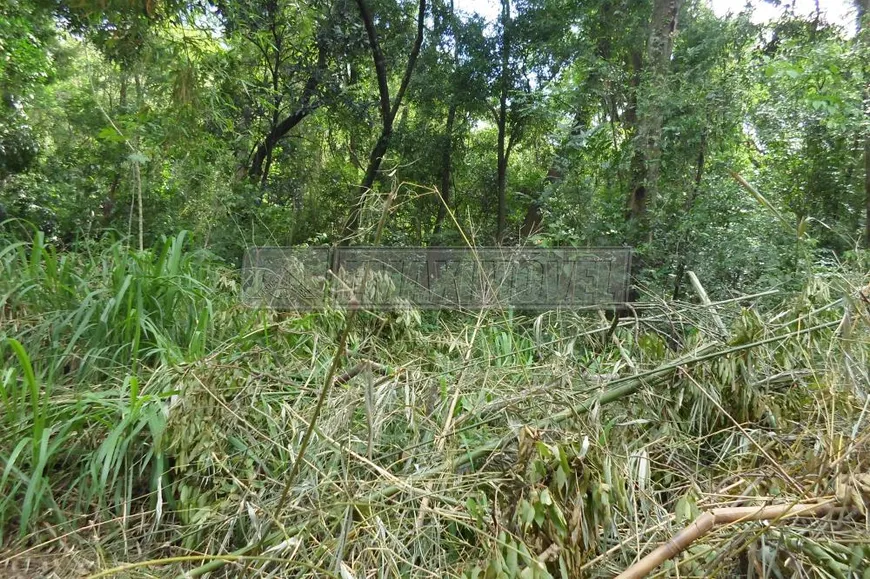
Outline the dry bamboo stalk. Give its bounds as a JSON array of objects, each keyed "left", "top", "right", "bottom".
[
  {"left": 615, "top": 501, "right": 836, "bottom": 579},
  {"left": 686, "top": 270, "right": 729, "bottom": 338}
]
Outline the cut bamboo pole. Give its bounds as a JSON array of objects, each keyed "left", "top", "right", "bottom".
[
  {"left": 615, "top": 501, "right": 837, "bottom": 579},
  {"left": 687, "top": 270, "right": 729, "bottom": 338}
]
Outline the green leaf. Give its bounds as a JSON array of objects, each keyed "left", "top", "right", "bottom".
[
  {"left": 21, "top": 427, "right": 51, "bottom": 537},
  {"left": 521, "top": 499, "right": 535, "bottom": 529},
  {"left": 540, "top": 488, "right": 552, "bottom": 506},
  {"left": 505, "top": 537, "right": 518, "bottom": 575}
]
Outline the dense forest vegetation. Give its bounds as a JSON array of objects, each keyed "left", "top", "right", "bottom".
[
  {"left": 1, "top": 0, "right": 867, "bottom": 291},
  {"left": 1, "top": 0, "right": 870, "bottom": 577}
]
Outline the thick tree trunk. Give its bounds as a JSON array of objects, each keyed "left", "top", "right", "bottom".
[
  {"left": 627, "top": 0, "right": 683, "bottom": 229},
  {"left": 343, "top": 0, "right": 426, "bottom": 240}
]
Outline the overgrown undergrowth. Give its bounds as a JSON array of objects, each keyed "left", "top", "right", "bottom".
[{"left": 1, "top": 230, "right": 869, "bottom": 578}]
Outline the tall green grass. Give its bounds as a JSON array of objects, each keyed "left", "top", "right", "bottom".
[{"left": 0, "top": 226, "right": 243, "bottom": 542}]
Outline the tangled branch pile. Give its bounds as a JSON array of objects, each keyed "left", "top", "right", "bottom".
[{"left": 1, "top": 233, "right": 868, "bottom": 578}]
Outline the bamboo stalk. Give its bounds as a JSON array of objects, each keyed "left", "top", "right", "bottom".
[
  {"left": 730, "top": 170, "right": 795, "bottom": 234},
  {"left": 615, "top": 501, "right": 837, "bottom": 579},
  {"left": 687, "top": 270, "right": 728, "bottom": 338}
]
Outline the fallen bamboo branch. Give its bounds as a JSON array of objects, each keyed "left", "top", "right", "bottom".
[
  {"left": 615, "top": 501, "right": 837, "bottom": 579},
  {"left": 86, "top": 554, "right": 333, "bottom": 579}
]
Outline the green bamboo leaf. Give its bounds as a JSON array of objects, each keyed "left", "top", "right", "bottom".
[
  {"left": 6, "top": 339, "right": 43, "bottom": 457},
  {"left": 0, "top": 438, "right": 31, "bottom": 496},
  {"left": 20, "top": 427, "right": 51, "bottom": 537}
]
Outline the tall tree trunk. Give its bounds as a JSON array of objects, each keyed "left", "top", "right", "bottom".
[
  {"left": 434, "top": 101, "right": 457, "bottom": 235},
  {"left": 495, "top": 0, "right": 510, "bottom": 243},
  {"left": 672, "top": 129, "right": 707, "bottom": 300},
  {"left": 261, "top": 21, "right": 284, "bottom": 186},
  {"left": 103, "top": 70, "right": 129, "bottom": 225},
  {"left": 519, "top": 109, "right": 587, "bottom": 240},
  {"left": 348, "top": 63, "right": 363, "bottom": 171},
  {"left": 627, "top": 0, "right": 683, "bottom": 231},
  {"left": 342, "top": 0, "right": 427, "bottom": 239}
]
